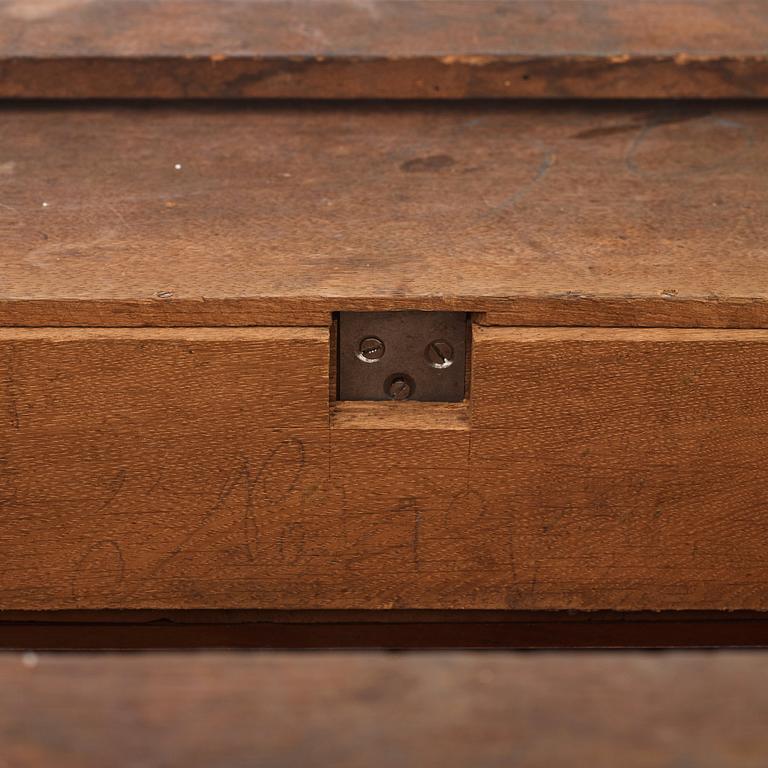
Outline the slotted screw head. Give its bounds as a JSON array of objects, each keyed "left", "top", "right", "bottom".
[
  {"left": 357, "top": 336, "right": 385, "bottom": 362},
  {"left": 386, "top": 375, "right": 413, "bottom": 400},
  {"left": 425, "top": 339, "right": 454, "bottom": 369}
]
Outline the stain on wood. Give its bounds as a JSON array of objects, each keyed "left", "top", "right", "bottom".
[
  {"left": 3, "top": 651, "right": 768, "bottom": 766},
  {"left": 1, "top": 0, "right": 767, "bottom": 98},
  {"left": 2, "top": 103, "right": 768, "bottom": 328}
]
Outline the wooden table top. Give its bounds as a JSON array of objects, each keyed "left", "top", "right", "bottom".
[{"left": 2, "top": 101, "right": 767, "bottom": 327}]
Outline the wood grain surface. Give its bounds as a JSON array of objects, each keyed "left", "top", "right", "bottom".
[
  {"left": 472, "top": 327, "right": 768, "bottom": 610},
  {"left": 3, "top": 102, "right": 768, "bottom": 328},
  {"left": 1, "top": 0, "right": 767, "bottom": 98},
  {"left": 3, "top": 651, "right": 768, "bottom": 767},
  {"left": 3, "top": 326, "right": 768, "bottom": 610},
  {"left": 0, "top": 327, "right": 331, "bottom": 609}
]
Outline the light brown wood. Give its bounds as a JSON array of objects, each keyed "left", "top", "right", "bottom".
[
  {"left": 1, "top": 0, "right": 767, "bottom": 99},
  {"left": 3, "top": 326, "right": 768, "bottom": 610},
  {"left": 3, "top": 651, "right": 768, "bottom": 766},
  {"left": 480, "top": 296, "right": 768, "bottom": 329},
  {"left": 2, "top": 103, "right": 768, "bottom": 328},
  {"left": 0, "top": 327, "right": 330, "bottom": 608},
  {"left": 472, "top": 326, "right": 768, "bottom": 610}
]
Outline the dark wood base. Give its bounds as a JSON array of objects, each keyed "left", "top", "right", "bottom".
[{"left": 2, "top": 610, "right": 768, "bottom": 649}]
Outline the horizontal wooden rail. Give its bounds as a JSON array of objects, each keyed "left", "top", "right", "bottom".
[
  {"left": 3, "top": 611, "right": 768, "bottom": 649},
  {"left": 1, "top": 0, "right": 767, "bottom": 99}
]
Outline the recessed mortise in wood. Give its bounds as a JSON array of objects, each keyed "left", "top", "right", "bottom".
[{"left": 337, "top": 312, "right": 469, "bottom": 401}]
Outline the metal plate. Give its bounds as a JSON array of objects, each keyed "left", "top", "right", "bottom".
[{"left": 338, "top": 312, "right": 467, "bottom": 401}]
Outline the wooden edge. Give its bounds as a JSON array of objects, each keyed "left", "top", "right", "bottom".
[
  {"left": 0, "top": 326, "right": 328, "bottom": 342},
  {"left": 3, "top": 55, "right": 768, "bottom": 99},
  {"left": 472, "top": 325, "right": 768, "bottom": 342},
  {"left": 0, "top": 610, "right": 767, "bottom": 649},
  {"left": 8, "top": 296, "right": 768, "bottom": 330},
  {"left": 331, "top": 400, "right": 469, "bottom": 431},
  {"left": 2, "top": 0, "right": 768, "bottom": 99},
  {"left": 0, "top": 299, "right": 332, "bottom": 328},
  {"left": 478, "top": 296, "right": 768, "bottom": 329}
]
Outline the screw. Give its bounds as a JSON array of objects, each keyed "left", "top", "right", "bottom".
[
  {"left": 425, "top": 339, "right": 454, "bottom": 369},
  {"left": 357, "top": 336, "right": 385, "bottom": 363},
  {"left": 386, "top": 374, "right": 413, "bottom": 400}
]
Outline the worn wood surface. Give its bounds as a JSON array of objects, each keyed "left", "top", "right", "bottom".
[
  {"left": 3, "top": 651, "right": 768, "bottom": 766},
  {"left": 3, "top": 102, "right": 768, "bottom": 328},
  {"left": 472, "top": 327, "right": 768, "bottom": 610},
  {"left": 3, "top": 326, "right": 768, "bottom": 610},
  {"left": 0, "top": 327, "right": 331, "bottom": 608},
  {"left": 1, "top": 0, "right": 768, "bottom": 99}
]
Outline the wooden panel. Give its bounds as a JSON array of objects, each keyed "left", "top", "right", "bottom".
[
  {"left": 0, "top": 331, "right": 486, "bottom": 610},
  {"left": 0, "top": 328, "right": 330, "bottom": 609},
  {"left": 329, "top": 402, "right": 476, "bottom": 606},
  {"left": 472, "top": 327, "right": 768, "bottom": 610},
  {"left": 3, "top": 651, "right": 768, "bottom": 766},
  {"left": 4, "top": 327, "right": 768, "bottom": 611},
  {"left": 1, "top": 0, "right": 767, "bottom": 98},
  {"left": 3, "top": 103, "right": 768, "bottom": 328}
]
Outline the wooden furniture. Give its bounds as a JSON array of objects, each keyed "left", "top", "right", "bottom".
[{"left": 1, "top": 0, "right": 767, "bottom": 644}]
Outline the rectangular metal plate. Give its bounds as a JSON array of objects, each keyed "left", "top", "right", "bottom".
[{"left": 338, "top": 312, "right": 467, "bottom": 402}]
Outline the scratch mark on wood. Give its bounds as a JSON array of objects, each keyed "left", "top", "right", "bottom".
[
  {"left": 625, "top": 113, "right": 754, "bottom": 176},
  {"left": 390, "top": 497, "right": 423, "bottom": 572},
  {"left": 489, "top": 145, "right": 555, "bottom": 212},
  {"left": 71, "top": 539, "right": 125, "bottom": 603},
  {"left": 0, "top": 454, "right": 18, "bottom": 510},
  {"left": 246, "top": 437, "right": 306, "bottom": 560},
  {"left": 96, "top": 468, "right": 127, "bottom": 513},
  {"left": 3, "top": 346, "right": 19, "bottom": 430},
  {"left": 148, "top": 459, "right": 254, "bottom": 579},
  {"left": 571, "top": 105, "right": 711, "bottom": 140},
  {"left": 413, "top": 508, "right": 422, "bottom": 572},
  {"left": 120, "top": 436, "right": 307, "bottom": 595}
]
